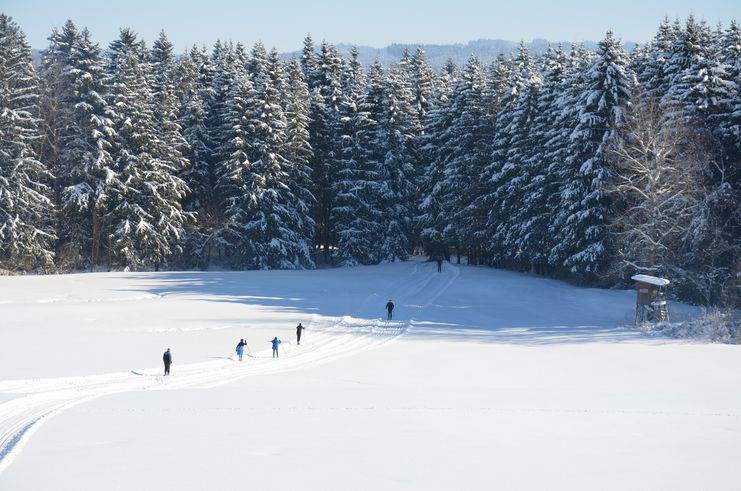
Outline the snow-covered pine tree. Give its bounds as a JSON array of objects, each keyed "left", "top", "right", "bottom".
[
  {"left": 409, "top": 48, "right": 436, "bottom": 135},
  {"left": 106, "top": 30, "right": 189, "bottom": 270},
  {"left": 634, "top": 17, "right": 681, "bottom": 100},
  {"left": 377, "top": 59, "right": 417, "bottom": 262},
  {"left": 247, "top": 42, "right": 269, "bottom": 90},
  {"left": 149, "top": 31, "right": 192, "bottom": 266},
  {"left": 490, "top": 43, "right": 543, "bottom": 269},
  {"left": 331, "top": 48, "right": 384, "bottom": 266},
  {"left": 0, "top": 15, "right": 56, "bottom": 270},
  {"left": 423, "top": 55, "right": 493, "bottom": 264},
  {"left": 260, "top": 49, "right": 315, "bottom": 269},
  {"left": 482, "top": 50, "right": 524, "bottom": 265},
  {"left": 218, "top": 49, "right": 312, "bottom": 269},
  {"left": 552, "top": 32, "right": 633, "bottom": 278},
  {"left": 661, "top": 16, "right": 727, "bottom": 126},
  {"left": 107, "top": 27, "right": 146, "bottom": 73},
  {"left": 485, "top": 54, "right": 513, "bottom": 114},
  {"left": 176, "top": 45, "right": 217, "bottom": 266},
  {"left": 234, "top": 42, "right": 249, "bottom": 72},
  {"left": 310, "top": 41, "right": 344, "bottom": 262},
  {"left": 150, "top": 31, "right": 190, "bottom": 188},
  {"left": 282, "top": 58, "right": 317, "bottom": 265},
  {"left": 512, "top": 46, "right": 568, "bottom": 274},
  {"left": 300, "top": 35, "right": 319, "bottom": 89},
  {"left": 417, "top": 61, "right": 458, "bottom": 259},
  {"left": 38, "top": 20, "right": 79, "bottom": 198},
  {"left": 442, "top": 55, "right": 494, "bottom": 265},
  {"left": 404, "top": 47, "right": 437, "bottom": 245},
  {"left": 440, "top": 58, "right": 460, "bottom": 98},
  {"left": 653, "top": 18, "right": 738, "bottom": 304},
  {"left": 714, "top": 20, "right": 741, "bottom": 224},
  {"left": 546, "top": 44, "right": 596, "bottom": 272},
  {"left": 54, "top": 26, "right": 119, "bottom": 268},
  {"left": 684, "top": 20, "right": 741, "bottom": 306},
  {"left": 214, "top": 71, "right": 255, "bottom": 264},
  {"left": 197, "top": 41, "right": 243, "bottom": 262}
]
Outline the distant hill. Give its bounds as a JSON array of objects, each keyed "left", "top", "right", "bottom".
[
  {"left": 283, "top": 38, "right": 639, "bottom": 69},
  {"left": 34, "top": 38, "right": 638, "bottom": 69}
]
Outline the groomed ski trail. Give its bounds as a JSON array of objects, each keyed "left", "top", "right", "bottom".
[{"left": 0, "top": 262, "right": 458, "bottom": 474}]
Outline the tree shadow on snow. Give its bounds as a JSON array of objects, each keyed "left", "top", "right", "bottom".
[
  {"left": 406, "top": 321, "right": 658, "bottom": 345},
  {"left": 106, "top": 266, "right": 692, "bottom": 346}
]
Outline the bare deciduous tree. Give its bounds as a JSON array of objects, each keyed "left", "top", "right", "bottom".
[{"left": 606, "top": 94, "right": 706, "bottom": 280}]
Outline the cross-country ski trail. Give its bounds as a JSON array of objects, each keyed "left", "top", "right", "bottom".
[{"left": 0, "top": 262, "right": 457, "bottom": 474}]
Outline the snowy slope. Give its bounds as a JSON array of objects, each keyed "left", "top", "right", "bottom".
[{"left": 0, "top": 261, "right": 739, "bottom": 490}]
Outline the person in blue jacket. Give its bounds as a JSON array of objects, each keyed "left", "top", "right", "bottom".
[
  {"left": 236, "top": 339, "right": 246, "bottom": 361},
  {"left": 271, "top": 337, "right": 282, "bottom": 358}
]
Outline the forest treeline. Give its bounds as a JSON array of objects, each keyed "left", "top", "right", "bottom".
[{"left": 0, "top": 14, "right": 738, "bottom": 306}]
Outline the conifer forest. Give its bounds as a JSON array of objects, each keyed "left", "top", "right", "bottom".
[{"left": 0, "top": 14, "right": 738, "bottom": 306}]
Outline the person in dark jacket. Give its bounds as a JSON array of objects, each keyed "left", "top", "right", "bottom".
[
  {"left": 163, "top": 348, "right": 172, "bottom": 375},
  {"left": 386, "top": 299, "right": 395, "bottom": 320},
  {"left": 436, "top": 257, "right": 443, "bottom": 272},
  {"left": 236, "top": 339, "right": 246, "bottom": 361},
  {"left": 271, "top": 337, "right": 282, "bottom": 358},
  {"left": 296, "top": 323, "right": 305, "bottom": 345}
]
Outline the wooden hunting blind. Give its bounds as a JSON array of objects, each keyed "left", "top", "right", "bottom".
[{"left": 631, "top": 274, "right": 670, "bottom": 323}]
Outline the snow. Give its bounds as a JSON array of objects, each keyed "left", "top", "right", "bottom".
[
  {"left": 631, "top": 274, "right": 671, "bottom": 286},
  {"left": 1, "top": 261, "right": 739, "bottom": 490}
]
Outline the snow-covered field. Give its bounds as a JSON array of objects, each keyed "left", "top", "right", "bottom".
[{"left": 0, "top": 260, "right": 739, "bottom": 490}]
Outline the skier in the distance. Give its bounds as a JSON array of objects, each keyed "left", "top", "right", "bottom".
[
  {"left": 296, "top": 323, "right": 304, "bottom": 345},
  {"left": 163, "top": 348, "right": 172, "bottom": 376},
  {"left": 386, "top": 299, "right": 395, "bottom": 320},
  {"left": 271, "top": 337, "right": 282, "bottom": 358},
  {"left": 236, "top": 338, "right": 246, "bottom": 361},
  {"left": 436, "top": 257, "right": 443, "bottom": 272}
]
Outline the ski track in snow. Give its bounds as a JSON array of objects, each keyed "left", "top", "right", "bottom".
[
  {"left": 0, "top": 293, "right": 163, "bottom": 306},
  {"left": 0, "top": 262, "right": 457, "bottom": 474}
]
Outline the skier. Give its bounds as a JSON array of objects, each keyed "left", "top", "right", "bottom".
[
  {"left": 163, "top": 348, "right": 172, "bottom": 376},
  {"left": 236, "top": 338, "right": 246, "bottom": 361},
  {"left": 296, "top": 323, "right": 305, "bottom": 345},
  {"left": 436, "top": 257, "right": 443, "bottom": 272},
  {"left": 386, "top": 299, "right": 395, "bottom": 320},
  {"left": 271, "top": 337, "right": 282, "bottom": 358}
]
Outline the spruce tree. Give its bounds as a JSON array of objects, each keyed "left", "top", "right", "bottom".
[
  {"left": 546, "top": 44, "right": 596, "bottom": 270},
  {"left": 218, "top": 49, "right": 314, "bottom": 269},
  {"left": 377, "top": 60, "right": 417, "bottom": 261},
  {"left": 176, "top": 45, "right": 216, "bottom": 265},
  {"left": 38, "top": 20, "right": 79, "bottom": 195},
  {"left": 516, "top": 46, "right": 569, "bottom": 273},
  {"left": 440, "top": 55, "right": 492, "bottom": 264},
  {"left": 150, "top": 31, "right": 190, "bottom": 185},
  {"left": 661, "top": 16, "right": 726, "bottom": 125},
  {"left": 635, "top": 17, "right": 680, "bottom": 100},
  {"left": 57, "top": 27, "right": 119, "bottom": 268},
  {"left": 300, "top": 35, "right": 319, "bottom": 89},
  {"left": 310, "top": 41, "right": 344, "bottom": 261},
  {"left": 107, "top": 31, "right": 189, "bottom": 270},
  {"left": 283, "top": 59, "right": 317, "bottom": 264},
  {"left": 417, "top": 62, "right": 458, "bottom": 259},
  {"left": 0, "top": 15, "right": 56, "bottom": 270},
  {"left": 490, "top": 44, "right": 542, "bottom": 268},
  {"left": 331, "top": 48, "right": 384, "bottom": 265},
  {"left": 553, "top": 32, "right": 633, "bottom": 277}
]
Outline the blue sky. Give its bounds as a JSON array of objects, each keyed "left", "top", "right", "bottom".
[{"left": 2, "top": 0, "right": 739, "bottom": 51}]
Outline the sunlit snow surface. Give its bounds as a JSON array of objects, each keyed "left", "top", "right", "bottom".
[{"left": 0, "top": 261, "right": 739, "bottom": 490}]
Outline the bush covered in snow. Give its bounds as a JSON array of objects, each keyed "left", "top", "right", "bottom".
[{"left": 640, "top": 309, "right": 741, "bottom": 344}]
